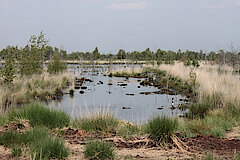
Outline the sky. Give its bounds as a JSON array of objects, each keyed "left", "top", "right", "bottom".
[{"left": 0, "top": 0, "right": 240, "bottom": 54}]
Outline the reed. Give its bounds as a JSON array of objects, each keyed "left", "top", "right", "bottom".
[{"left": 0, "top": 72, "right": 72, "bottom": 112}]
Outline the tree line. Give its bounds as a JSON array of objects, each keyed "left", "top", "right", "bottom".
[
  {"left": 1, "top": 33, "right": 240, "bottom": 69},
  {"left": 67, "top": 47, "right": 240, "bottom": 68},
  {"left": 0, "top": 32, "right": 66, "bottom": 83}
]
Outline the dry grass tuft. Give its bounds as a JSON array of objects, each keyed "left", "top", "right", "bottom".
[{"left": 0, "top": 72, "right": 72, "bottom": 113}]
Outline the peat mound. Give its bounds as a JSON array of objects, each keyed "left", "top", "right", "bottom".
[
  {"left": 0, "top": 119, "right": 31, "bottom": 134},
  {"left": 182, "top": 135, "right": 240, "bottom": 159}
]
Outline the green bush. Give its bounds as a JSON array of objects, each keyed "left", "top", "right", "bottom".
[
  {"left": 146, "top": 116, "right": 178, "bottom": 143},
  {"left": 72, "top": 113, "right": 119, "bottom": 133},
  {"left": 84, "top": 140, "right": 115, "bottom": 160},
  {"left": 9, "top": 103, "right": 70, "bottom": 129},
  {"left": 0, "top": 127, "right": 69, "bottom": 160}
]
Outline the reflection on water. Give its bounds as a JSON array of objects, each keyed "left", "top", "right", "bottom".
[{"left": 49, "top": 64, "right": 188, "bottom": 124}]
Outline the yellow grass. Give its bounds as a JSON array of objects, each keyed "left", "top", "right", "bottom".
[
  {"left": 0, "top": 72, "right": 72, "bottom": 113},
  {"left": 110, "top": 67, "right": 142, "bottom": 75},
  {"left": 155, "top": 62, "right": 240, "bottom": 106}
]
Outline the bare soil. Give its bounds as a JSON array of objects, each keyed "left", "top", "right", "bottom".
[
  {"left": 1, "top": 125, "right": 240, "bottom": 159},
  {"left": 182, "top": 135, "right": 240, "bottom": 159}
]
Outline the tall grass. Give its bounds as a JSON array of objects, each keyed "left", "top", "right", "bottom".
[
  {"left": 9, "top": 103, "right": 70, "bottom": 129},
  {"left": 110, "top": 67, "right": 142, "bottom": 76},
  {"left": 0, "top": 72, "right": 72, "bottom": 112},
  {"left": 157, "top": 62, "right": 240, "bottom": 107},
  {"left": 0, "top": 127, "right": 69, "bottom": 159}
]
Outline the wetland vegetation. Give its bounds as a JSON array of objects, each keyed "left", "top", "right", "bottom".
[{"left": 0, "top": 32, "right": 240, "bottom": 159}]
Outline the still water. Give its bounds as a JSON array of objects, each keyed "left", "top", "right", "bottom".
[{"left": 49, "top": 64, "right": 187, "bottom": 123}]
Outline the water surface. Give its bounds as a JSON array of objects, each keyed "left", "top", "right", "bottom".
[{"left": 49, "top": 64, "right": 187, "bottom": 123}]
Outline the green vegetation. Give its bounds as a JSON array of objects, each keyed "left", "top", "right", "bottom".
[
  {"left": 146, "top": 116, "right": 178, "bottom": 143},
  {"left": 1, "top": 47, "right": 17, "bottom": 84},
  {"left": 184, "top": 102, "right": 240, "bottom": 137},
  {"left": 0, "top": 127, "right": 69, "bottom": 159},
  {"left": 47, "top": 49, "right": 67, "bottom": 74},
  {"left": 0, "top": 114, "right": 8, "bottom": 126},
  {"left": 9, "top": 103, "right": 70, "bottom": 129},
  {"left": 84, "top": 140, "right": 115, "bottom": 160},
  {"left": 18, "top": 32, "right": 47, "bottom": 76},
  {"left": 0, "top": 73, "right": 71, "bottom": 110},
  {"left": 72, "top": 113, "right": 119, "bottom": 133},
  {"left": 0, "top": 32, "right": 72, "bottom": 110},
  {"left": 118, "top": 121, "right": 141, "bottom": 138},
  {"left": 201, "top": 153, "right": 219, "bottom": 160},
  {"left": 0, "top": 32, "right": 239, "bottom": 159}
]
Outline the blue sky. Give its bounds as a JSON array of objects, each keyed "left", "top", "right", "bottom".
[{"left": 0, "top": 0, "right": 240, "bottom": 53}]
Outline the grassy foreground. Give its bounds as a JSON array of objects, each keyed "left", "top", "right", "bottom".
[
  {"left": 0, "top": 103, "right": 70, "bottom": 159},
  {"left": 0, "top": 102, "right": 179, "bottom": 159},
  {"left": 0, "top": 62, "right": 239, "bottom": 159}
]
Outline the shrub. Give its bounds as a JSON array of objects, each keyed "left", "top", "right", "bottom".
[
  {"left": 9, "top": 103, "right": 70, "bottom": 129},
  {"left": 84, "top": 140, "right": 115, "bottom": 160},
  {"left": 72, "top": 113, "right": 119, "bottom": 133},
  {"left": 48, "top": 51, "right": 67, "bottom": 74},
  {"left": 146, "top": 116, "right": 178, "bottom": 143}
]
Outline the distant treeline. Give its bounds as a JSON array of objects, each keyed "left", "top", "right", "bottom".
[
  {"left": 1, "top": 45, "right": 240, "bottom": 67},
  {"left": 68, "top": 47, "right": 240, "bottom": 67}
]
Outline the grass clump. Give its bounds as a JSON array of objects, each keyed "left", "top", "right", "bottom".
[
  {"left": 146, "top": 116, "right": 178, "bottom": 143},
  {"left": 72, "top": 113, "right": 119, "bottom": 133},
  {"left": 9, "top": 103, "right": 70, "bottom": 129},
  {"left": 0, "top": 127, "right": 69, "bottom": 160},
  {"left": 12, "top": 145, "right": 22, "bottom": 157},
  {"left": 0, "top": 114, "right": 8, "bottom": 126},
  {"left": 84, "top": 140, "right": 115, "bottom": 160},
  {"left": 201, "top": 153, "right": 219, "bottom": 160},
  {"left": 184, "top": 106, "right": 239, "bottom": 137},
  {"left": 118, "top": 121, "right": 141, "bottom": 138}
]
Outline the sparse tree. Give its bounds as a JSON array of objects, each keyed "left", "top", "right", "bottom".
[
  {"left": 1, "top": 48, "right": 17, "bottom": 84},
  {"left": 47, "top": 48, "right": 67, "bottom": 74},
  {"left": 19, "top": 32, "right": 48, "bottom": 76}
]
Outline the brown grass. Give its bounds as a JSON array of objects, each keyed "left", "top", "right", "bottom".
[
  {"left": 156, "top": 62, "right": 240, "bottom": 107},
  {"left": 0, "top": 72, "right": 72, "bottom": 113}
]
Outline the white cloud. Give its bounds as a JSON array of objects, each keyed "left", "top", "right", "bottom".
[{"left": 105, "top": 0, "right": 149, "bottom": 10}]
